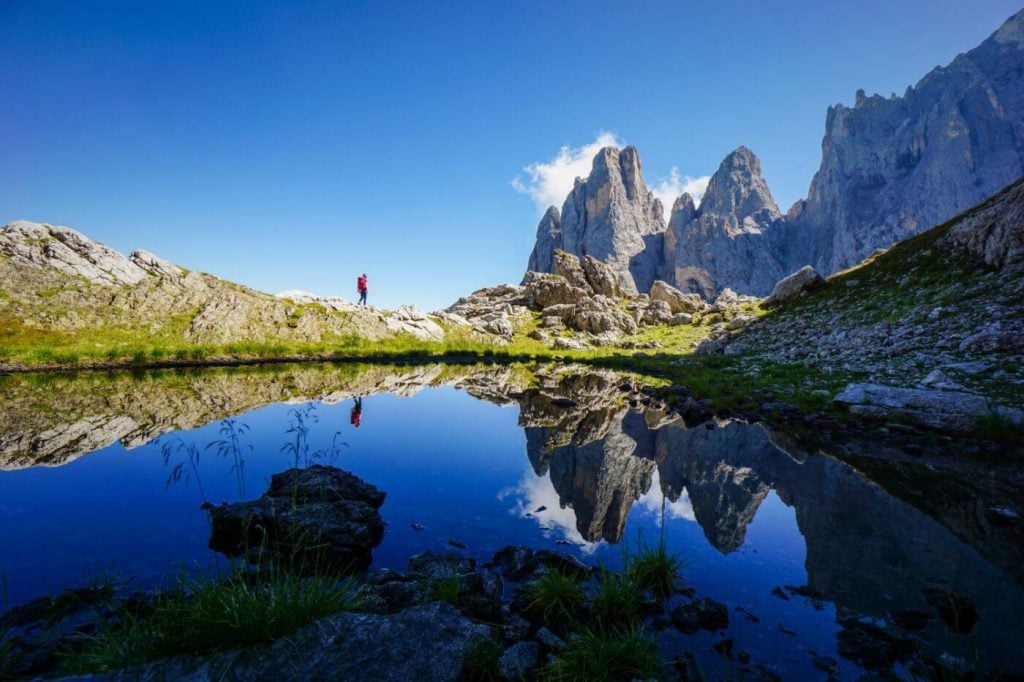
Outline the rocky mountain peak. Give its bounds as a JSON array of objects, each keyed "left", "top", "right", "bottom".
[
  {"left": 525, "top": 144, "right": 666, "bottom": 295},
  {"left": 698, "top": 146, "right": 780, "bottom": 221},
  {"left": 994, "top": 8, "right": 1024, "bottom": 46}
]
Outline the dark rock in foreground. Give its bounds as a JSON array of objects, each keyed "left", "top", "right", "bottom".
[
  {"left": 205, "top": 465, "right": 386, "bottom": 571},
  {"left": 96, "top": 602, "right": 488, "bottom": 682}
]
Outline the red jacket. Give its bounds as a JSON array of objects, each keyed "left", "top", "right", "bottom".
[{"left": 357, "top": 276, "right": 367, "bottom": 292}]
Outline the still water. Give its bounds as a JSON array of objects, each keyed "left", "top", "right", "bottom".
[{"left": 1, "top": 363, "right": 1021, "bottom": 678}]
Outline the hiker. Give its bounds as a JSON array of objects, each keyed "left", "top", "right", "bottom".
[
  {"left": 357, "top": 273, "right": 368, "bottom": 306},
  {"left": 350, "top": 396, "right": 363, "bottom": 428}
]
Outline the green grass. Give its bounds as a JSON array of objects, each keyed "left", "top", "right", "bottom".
[
  {"left": 545, "top": 626, "right": 662, "bottom": 682},
  {"left": 430, "top": 572, "right": 462, "bottom": 606},
  {"left": 62, "top": 571, "right": 361, "bottom": 674},
  {"left": 973, "top": 412, "right": 1024, "bottom": 448},
  {"left": 624, "top": 535, "right": 684, "bottom": 599},
  {"left": 526, "top": 568, "right": 586, "bottom": 625},
  {"left": 591, "top": 572, "right": 647, "bottom": 629},
  {"left": 460, "top": 637, "right": 504, "bottom": 681}
]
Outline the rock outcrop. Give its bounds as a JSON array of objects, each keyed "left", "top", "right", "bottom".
[
  {"left": 941, "top": 177, "right": 1024, "bottom": 269},
  {"left": 0, "top": 220, "right": 453, "bottom": 353},
  {"left": 0, "top": 220, "right": 147, "bottom": 285},
  {"left": 525, "top": 146, "right": 666, "bottom": 295}
]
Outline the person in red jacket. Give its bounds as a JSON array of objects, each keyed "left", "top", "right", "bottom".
[
  {"left": 357, "top": 273, "right": 368, "bottom": 306},
  {"left": 350, "top": 396, "right": 363, "bottom": 428}
]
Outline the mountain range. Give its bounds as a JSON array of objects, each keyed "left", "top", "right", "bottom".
[{"left": 527, "top": 9, "right": 1024, "bottom": 299}]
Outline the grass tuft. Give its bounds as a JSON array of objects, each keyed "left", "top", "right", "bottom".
[
  {"left": 526, "top": 569, "right": 586, "bottom": 625},
  {"left": 591, "top": 571, "right": 647, "bottom": 629},
  {"left": 545, "top": 625, "right": 661, "bottom": 682},
  {"left": 62, "top": 570, "right": 360, "bottom": 674},
  {"left": 624, "top": 534, "right": 684, "bottom": 599}
]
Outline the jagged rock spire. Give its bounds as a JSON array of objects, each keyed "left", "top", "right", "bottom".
[{"left": 524, "top": 145, "right": 666, "bottom": 295}]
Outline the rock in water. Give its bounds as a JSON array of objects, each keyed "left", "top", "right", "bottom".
[
  {"left": 764, "top": 265, "right": 826, "bottom": 306},
  {"left": 525, "top": 145, "right": 666, "bottom": 295},
  {"left": 206, "top": 465, "right": 386, "bottom": 571}
]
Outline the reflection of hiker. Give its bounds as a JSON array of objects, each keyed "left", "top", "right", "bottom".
[
  {"left": 357, "top": 273, "right": 368, "bottom": 306},
  {"left": 350, "top": 396, "right": 363, "bottom": 428}
]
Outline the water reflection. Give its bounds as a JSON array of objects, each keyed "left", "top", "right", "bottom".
[{"left": 1, "top": 363, "right": 1022, "bottom": 673}]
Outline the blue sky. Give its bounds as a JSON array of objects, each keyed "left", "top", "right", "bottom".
[{"left": 2, "top": 1, "right": 1020, "bottom": 310}]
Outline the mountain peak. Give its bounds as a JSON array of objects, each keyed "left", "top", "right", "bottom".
[{"left": 699, "top": 147, "right": 779, "bottom": 220}]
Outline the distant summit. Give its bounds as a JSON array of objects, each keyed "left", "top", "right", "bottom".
[{"left": 526, "top": 8, "right": 1024, "bottom": 298}]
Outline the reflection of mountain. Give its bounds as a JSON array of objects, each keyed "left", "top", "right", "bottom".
[
  {"left": 495, "top": 375, "right": 1024, "bottom": 672},
  {"left": 0, "top": 363, "right": 529, "bottom": 470}
]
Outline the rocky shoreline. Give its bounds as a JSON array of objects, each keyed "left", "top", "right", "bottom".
[{"left": 2, "top": 462, "right": 1006, "bottom": 681}]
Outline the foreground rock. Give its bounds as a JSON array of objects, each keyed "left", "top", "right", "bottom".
[
  {"left": 764, "top": 265, "right": 825, "bottom": 305},
  {"left": 833, "top": 383, "right": 1024, "bottom": 431},
  {"left": 206, "top": 465, "right": 386, "bottom": 571},
  {"left": 99, "top": 602, "right": 488, "bottom": 682}
]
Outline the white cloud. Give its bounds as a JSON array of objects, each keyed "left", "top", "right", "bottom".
[
  {"left": 513, "top": 133, "right": 710, "bottom": 223},
  {"left": 512, "top": 131, "right": 624, "bottom": 214},
  {"left": 651, "top": 168, "right": 711, "bottom": 221}
]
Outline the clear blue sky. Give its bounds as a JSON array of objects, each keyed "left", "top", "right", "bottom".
[{"left": 2, "top": 1, "right": 1020, "bottom": 310}]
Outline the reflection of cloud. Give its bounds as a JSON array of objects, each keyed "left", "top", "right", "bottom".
[
  {"left": 500, "top": 466, "right": 604, "bottom": 555},
  {"left": 635, "top": 470, "right": 696, "bottom": 523}
]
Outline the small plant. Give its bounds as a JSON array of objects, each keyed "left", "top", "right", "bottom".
[
  {"left": 431, "top": 572, "right": 462, "bottom": 606},
  {"left": 281, "top": 403, "right": 318, "bottom": 468},
  {"left": 546, "top": 625, "right": 661, "bottom": 682},
  {"left": 974, "top": 412, "right": 1024, "bottom": 447},
  {"left": 207, "top": 418, "right": 252, "bottom": 498},
  {"left": 526, "top": 568, "right": 585, "bottom": 625},
  {"left": 624, "top": 534, "right": 683, "bottom": 599},
  {"left": 592, "top": 571, "right": 647, "bottom": 629},
  {"left": 460, "top": 636, "right": 503, "bottom": 681}
]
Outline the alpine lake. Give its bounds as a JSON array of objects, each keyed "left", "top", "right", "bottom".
[{"left": 1, "top": 362, "right": 1021, "bottom": 679}]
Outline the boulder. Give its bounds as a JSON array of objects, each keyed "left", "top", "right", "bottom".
[
  {"left": 523, "top": 273, "right": 589, "bottom": 309},
  {"left": 833, "top": 383, "right": 1024, "bottom": 430},
  {"left": 552, "top": 250, "right": 592, "bottom": 293},
  {"left": 765, "top": 266, "right": 825, "bottom": 306},
  {"left": 650, "top": 280, "right": 704, "bottom": 314},
  {"left": 206, "top": 465, "right": 386, "bottom": 571},
  {"left": 642, "top": 299, "right": 674, "bottom": 325},
  {"left": 499, "top": 641, "right": 541, "bottom": 680},
  {"left": 581, "top": 255, "right": 621, "bottom": 298}
]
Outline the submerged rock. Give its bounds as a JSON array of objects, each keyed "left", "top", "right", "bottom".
[{"left": 206, "top": 465, "right": 385, "bottom": 571}]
